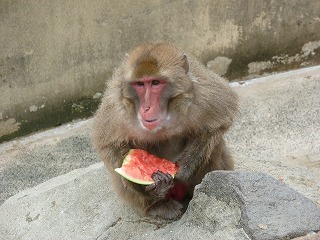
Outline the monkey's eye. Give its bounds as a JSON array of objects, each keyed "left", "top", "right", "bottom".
[
  {"left": 135, "top": 81, "right": 144, "bottom": 86},
  {"left": 152, "top": 80, "right": 160, "bottom": 85}
]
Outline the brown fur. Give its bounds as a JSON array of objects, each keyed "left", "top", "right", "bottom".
[
  {"left": 133, "top": 56, "right": 159, "bottom": 78},
  {"left": 92, "top": 42, "right": 238, "bottom": 220}
]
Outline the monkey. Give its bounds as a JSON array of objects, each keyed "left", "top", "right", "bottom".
[{"left": 92, "top": 42, "right": 238, "bottom": 220}]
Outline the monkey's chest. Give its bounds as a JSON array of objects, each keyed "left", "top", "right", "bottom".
[{"left": 129, "top": 138, "right": 186, "bottom": 162}]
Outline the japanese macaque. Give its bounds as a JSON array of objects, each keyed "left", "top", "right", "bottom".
[{"left": 92, "top": 42, "right": 238, "bottom": 220}]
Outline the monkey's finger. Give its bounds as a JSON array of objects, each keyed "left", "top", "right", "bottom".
[
  {"left": 156, "top": 171, "right": 169, "bottom": 182},
  {"left": 151, "top": 172, "right": 163, "bottom": 186},
  {"left": 145, "top": 183, "right": 156, "bottom": 192},
  {"left": 165, "top": 173, "right": 173, "bottom": 183},
  {"left": 159, "top": 172, "right": 172, "bottom": 183},
  {"left": 157, "top": 171, "right": 173, "bottom": 184},
  {"left": 152, "top": 170, "right": 166, "bottom": 179},
  {"left": 152, "top": 170, "right": 165, "bottom": 177}
]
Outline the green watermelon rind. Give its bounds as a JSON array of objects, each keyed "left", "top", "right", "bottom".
[
  {"left": 122, "top": 149, "right": 135, "bottom": 165},
  {"left": 114, "top": 149, "right": 177, "bottom": 185},
  {"left": 114, "top": 167, "right": 154, "bottom": 185}
]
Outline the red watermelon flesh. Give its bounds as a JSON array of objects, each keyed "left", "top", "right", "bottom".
[{"left": 115, "top": 149, "right": 179, "bottom": 185}]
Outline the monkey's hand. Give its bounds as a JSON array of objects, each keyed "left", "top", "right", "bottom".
[{"left": 145, "top": 171, "right": 174, "bottom": 199}]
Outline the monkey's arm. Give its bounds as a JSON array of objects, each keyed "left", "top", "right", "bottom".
[{"left": 175, "top": 127, "right": 228, "bottom": 182}]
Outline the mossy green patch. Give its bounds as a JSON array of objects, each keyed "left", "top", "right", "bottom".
[{"left": 0, "top": 97, "right": 101, "bottom": 143}]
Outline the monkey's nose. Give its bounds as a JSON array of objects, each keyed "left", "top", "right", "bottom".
[{"left": 144, "top": 106, "right": 150, "bottom": 112}]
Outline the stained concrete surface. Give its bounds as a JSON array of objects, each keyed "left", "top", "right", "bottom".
[
  {"left": 0, "top": 66, "right": 320, "bottom": 239},
  {"left": 1, "top": 0, "right": 320, "bottom": 142}
]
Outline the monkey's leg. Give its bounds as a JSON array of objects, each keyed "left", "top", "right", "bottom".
[{"left": 146, "top": 199, "right": 183, "bottom": 220}]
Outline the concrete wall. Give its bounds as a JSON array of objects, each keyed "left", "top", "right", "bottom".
[{"left": 1, "top": 0, "right": 320, "bottom": 142}]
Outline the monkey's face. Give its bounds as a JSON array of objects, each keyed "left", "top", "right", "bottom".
[
  {"left": 119, "top": 43, "right": 193, "bottom": 137},
  {"left": 130, "top": 76, "right": 170, "bottom": 131}
]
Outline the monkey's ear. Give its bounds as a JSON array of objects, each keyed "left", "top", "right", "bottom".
[{"left": 181, "top": 55, "right": 189, "bottom": 74}]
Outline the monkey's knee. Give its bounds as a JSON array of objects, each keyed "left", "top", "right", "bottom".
[{"left": 146, "top": 199, "right": 184, "bottom": 220}]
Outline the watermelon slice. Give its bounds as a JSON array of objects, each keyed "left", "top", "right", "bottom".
[{"left": 115, "top": 149, "right": 179, "bottom": 185}]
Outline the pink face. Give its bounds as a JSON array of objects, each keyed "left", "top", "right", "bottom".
[{"left": 131, "top": 77, "right": 168, "bottom": 130}]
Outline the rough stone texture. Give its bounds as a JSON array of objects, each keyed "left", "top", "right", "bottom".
[
  {"left": 292, "top": 232, "right": 320, "bottom": 240},
  {"left": 0, "top": 163, "right": 145, "bottom": 240},
  {"left": 207, "top": 56, "right": 232, "bottom": 76},
  {"left": 1, "top": 0, "right": 320, "bottom": 142},
  {"left": 0, "top": 122, "right": 100, "bottom": 205},
  {"left": 198, "top": 172, "right": 320, "bottom": 240},
  {"left": 1, "top": 167, "right": 319, "bottom": 240},
  {"left": 228, "top": 66, "right": 320, "bottom": 206}
]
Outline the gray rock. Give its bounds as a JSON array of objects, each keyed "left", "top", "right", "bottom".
[
  {"left": 0, "top": 163, "right": 141, "bottom": 240},
  {"left": 132, "top": 179, "right": 251, "bottom": 240},
  {"left": 1, "top": 163, "right": 320, "bottom": 240},
  {"left": 196, "top": 171, "right": 320, "bottom": 240}
]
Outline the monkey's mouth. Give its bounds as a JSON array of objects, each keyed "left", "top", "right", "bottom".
[
  {"left": 138, "top": 113, "right": 168, "bottom": 131},
  {"left": 143, "top": 118, "right": 161, "bottom": 130},
  {"left": 145, "top": 119, "right": 158, "bottom": 123}
]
